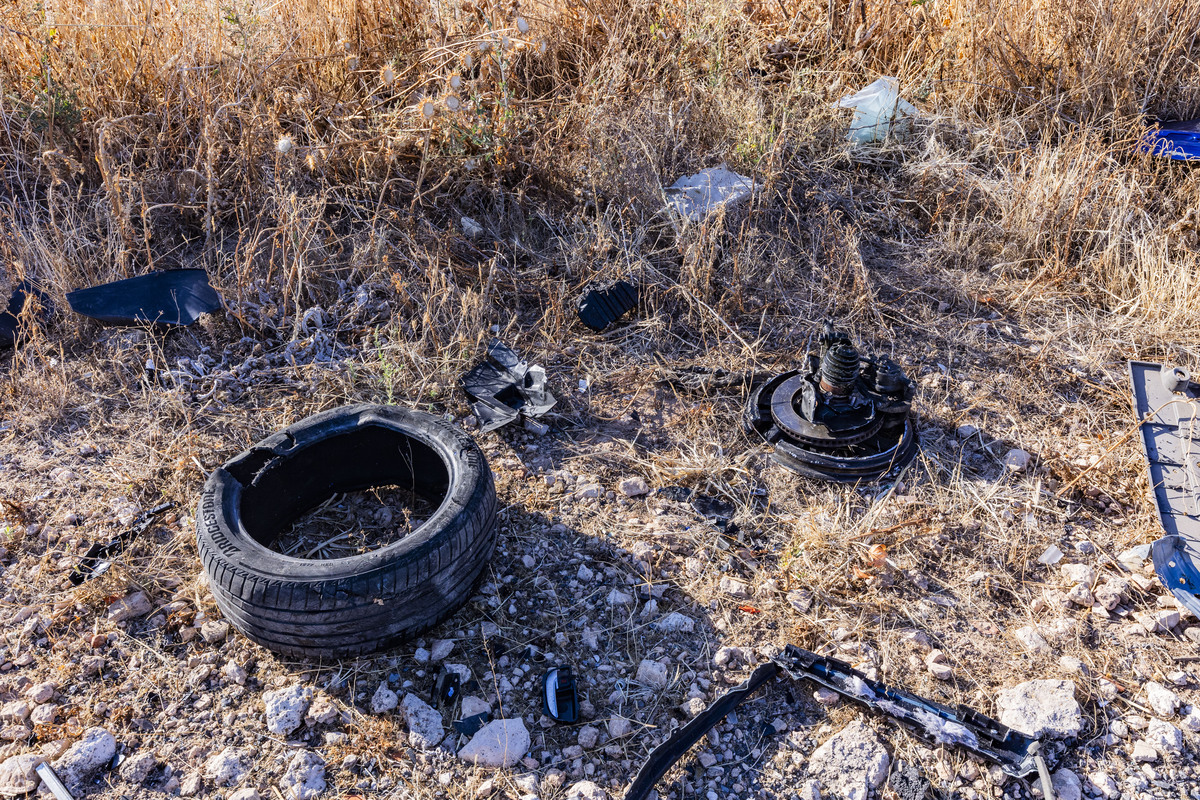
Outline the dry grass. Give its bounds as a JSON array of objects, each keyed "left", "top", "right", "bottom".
[{"left": 3, "top": 0, "right": 1200, "bottom": 797}]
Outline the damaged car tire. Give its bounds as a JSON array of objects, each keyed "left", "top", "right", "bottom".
[{"left": 196, "top": 404, "right": 497, "bottom": 659}]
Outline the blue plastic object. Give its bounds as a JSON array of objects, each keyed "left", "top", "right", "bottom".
[{"left": 1141, "top": 119, "right": 1200, "bottom": 160}]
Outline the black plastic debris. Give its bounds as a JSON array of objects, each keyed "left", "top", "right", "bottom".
[
  {"left": 578, "top": 280, "right": 638, "bottom": 332},
  {"left": 453, "top": 712, "right": 491, "bottom": 737},
  {"left": 433, "top": 667, "right": 462, "bottom": 710},
  {"left": 461, "top": 340, "right": 557, "bottom": 433},
  {"left": 653, "top": 487, "right": 740, "bottom": 532},
  {"left": 1129, "top": 361, "right": 1200, "bottom": 619},
  {"left": 746, "top": 323, "right": 918, "bottom": 482},
  {"left": 0, "top": 281, "right": 52, "bottom": 349},
  {"left": 66, "top": 269, "right": 221, "bottom": 327},
  {"left": 623, "top": 645, "right": 1044, "bottom": 800},
  {"left": 690, "top": 494, "right": 735, "bottom": 521},
  {"left": 654, "top": 486, "right": 693, "bottom": 504},
  {"left": 542, "top": 666, "right": 579, "bottom": 724},
  {"left": 69, "top": 502, "right": 173, "bottom": 586}
]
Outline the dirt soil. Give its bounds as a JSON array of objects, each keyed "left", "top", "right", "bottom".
[
  {"left": 3, "top": 1, "right": 1200, "bottom": 798},
  {"left": 0, "top": 289, "right": 1197, "bottom": 800}
]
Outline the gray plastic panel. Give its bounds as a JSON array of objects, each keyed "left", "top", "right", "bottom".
[{"left": 1129, "top": 360, "right": 1200, "bottom": 618}]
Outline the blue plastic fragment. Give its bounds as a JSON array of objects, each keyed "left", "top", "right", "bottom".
[{"left": 1140, "top": 119, "right": 1200, "bottom": 160}]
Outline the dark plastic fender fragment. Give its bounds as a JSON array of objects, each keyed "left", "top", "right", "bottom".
[
  {"left": 577, "top": 280, "right": 638, "bottom": 331},
  {"left": 66, "top": 269, "right": 222, "bottom": 327},
  {"left": 434, "top": 667, "right": 462, "bottom": 709},
  {"left": 0, "top": 281, "right": 52, "bottom": 349},
  {"left": 69, "top": 502, "right": 173, "bottom": 586}
]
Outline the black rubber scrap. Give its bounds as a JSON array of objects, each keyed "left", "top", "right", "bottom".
[{"left": 577, "top": 280, "right": 638, "bottom": 331}]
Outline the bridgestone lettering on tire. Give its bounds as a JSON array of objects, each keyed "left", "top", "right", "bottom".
[{"left": 196, "top": 404, "right": 497, "bottom": 659}]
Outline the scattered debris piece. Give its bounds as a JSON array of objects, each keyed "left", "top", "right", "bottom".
[
  {"left": 453, "top": 712, "right": 491, "bottom": 738},
  {"left": 664, "top": 165, "right": 758, "bottom": 222},
  {"left": 461, "top": 340, "right": 557, "bottom": 432},
  {"left": 523, "top": 417, "right": 549, "bottom": 436},
  {"left": 624, "top": 645, "right": 1042, "bottom": 800},
  {"left": 1129, "top": 361, "right": 1200, "bottom": 618},
  {"left": 690, "top": 494, "right": 736, "bottom": 522},
  {"left": 433, "top": 667, "right": 461, "bottom": 709},
  {"left": 834, "top": 76, "right": 918, "bottom": 143},
  {"left": 69, "top": 501, "right": 172, "bottom": 585},
  {"left": 1140, "top": 119, "right": 1200, "bottom": 160},
  {"left": 34, "top": 761, "right": 72, "bottom": 800},
  {"left": 0, "top": 281, "right": 51, "bottom": 350},
  {"left": 461, "top": 215, "right": 485, "bottom": 239},
  {"left": 543, "top": 666, "right": 580, "bottom": 724},
  {"left": 65, "top": 269, "right": 221, "bottom": 327},
  {"left": 1037, "top": 545, "right": 1064, "bottom": 566},
  {"left": 577, "top": 280, "right": 638, "bottom": 332},
  {"left": 746, "top": 324, "right": 918, "bottom": 482}
]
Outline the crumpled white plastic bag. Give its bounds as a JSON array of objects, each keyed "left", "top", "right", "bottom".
[{"left": 834, "top": 77, "right": 919, "bottom": 143}]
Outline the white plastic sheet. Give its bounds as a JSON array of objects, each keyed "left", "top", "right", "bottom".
[{"left": 834, "top": 77, "right": 918, "bottom": 143}]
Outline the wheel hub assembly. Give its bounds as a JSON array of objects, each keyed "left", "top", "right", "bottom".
[{"left": 746, "top": 325, "right": 918, "bottom": 482}]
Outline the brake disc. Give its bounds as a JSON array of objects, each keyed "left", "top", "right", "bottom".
[{"left": 746, "top": 324, "right": 919, "bottom": 482}]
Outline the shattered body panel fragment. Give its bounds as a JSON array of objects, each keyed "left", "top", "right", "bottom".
[
  {"left": 1140, "top": 119, "right": 1200, "bottom": 160},
  {"left": 460, "top": 340, "right": 557, "bottom": 433},
  {"left": 623, "top": 645, "right": 1043, "bottom": 800},
  {"left": 1129, "top": 360, "right": 1200, "bottom": 618}
]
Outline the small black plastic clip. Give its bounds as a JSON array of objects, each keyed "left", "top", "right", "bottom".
[
  {"left": 542, "top": 665, "right": 579, "bottom": 724},
  {"left": 433, "top": 668, "right": 462, "bottom": 710}
]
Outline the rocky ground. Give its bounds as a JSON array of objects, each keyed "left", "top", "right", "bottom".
[{"left": 0, "top": 286, "right": 1197, "bottom": 800}]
